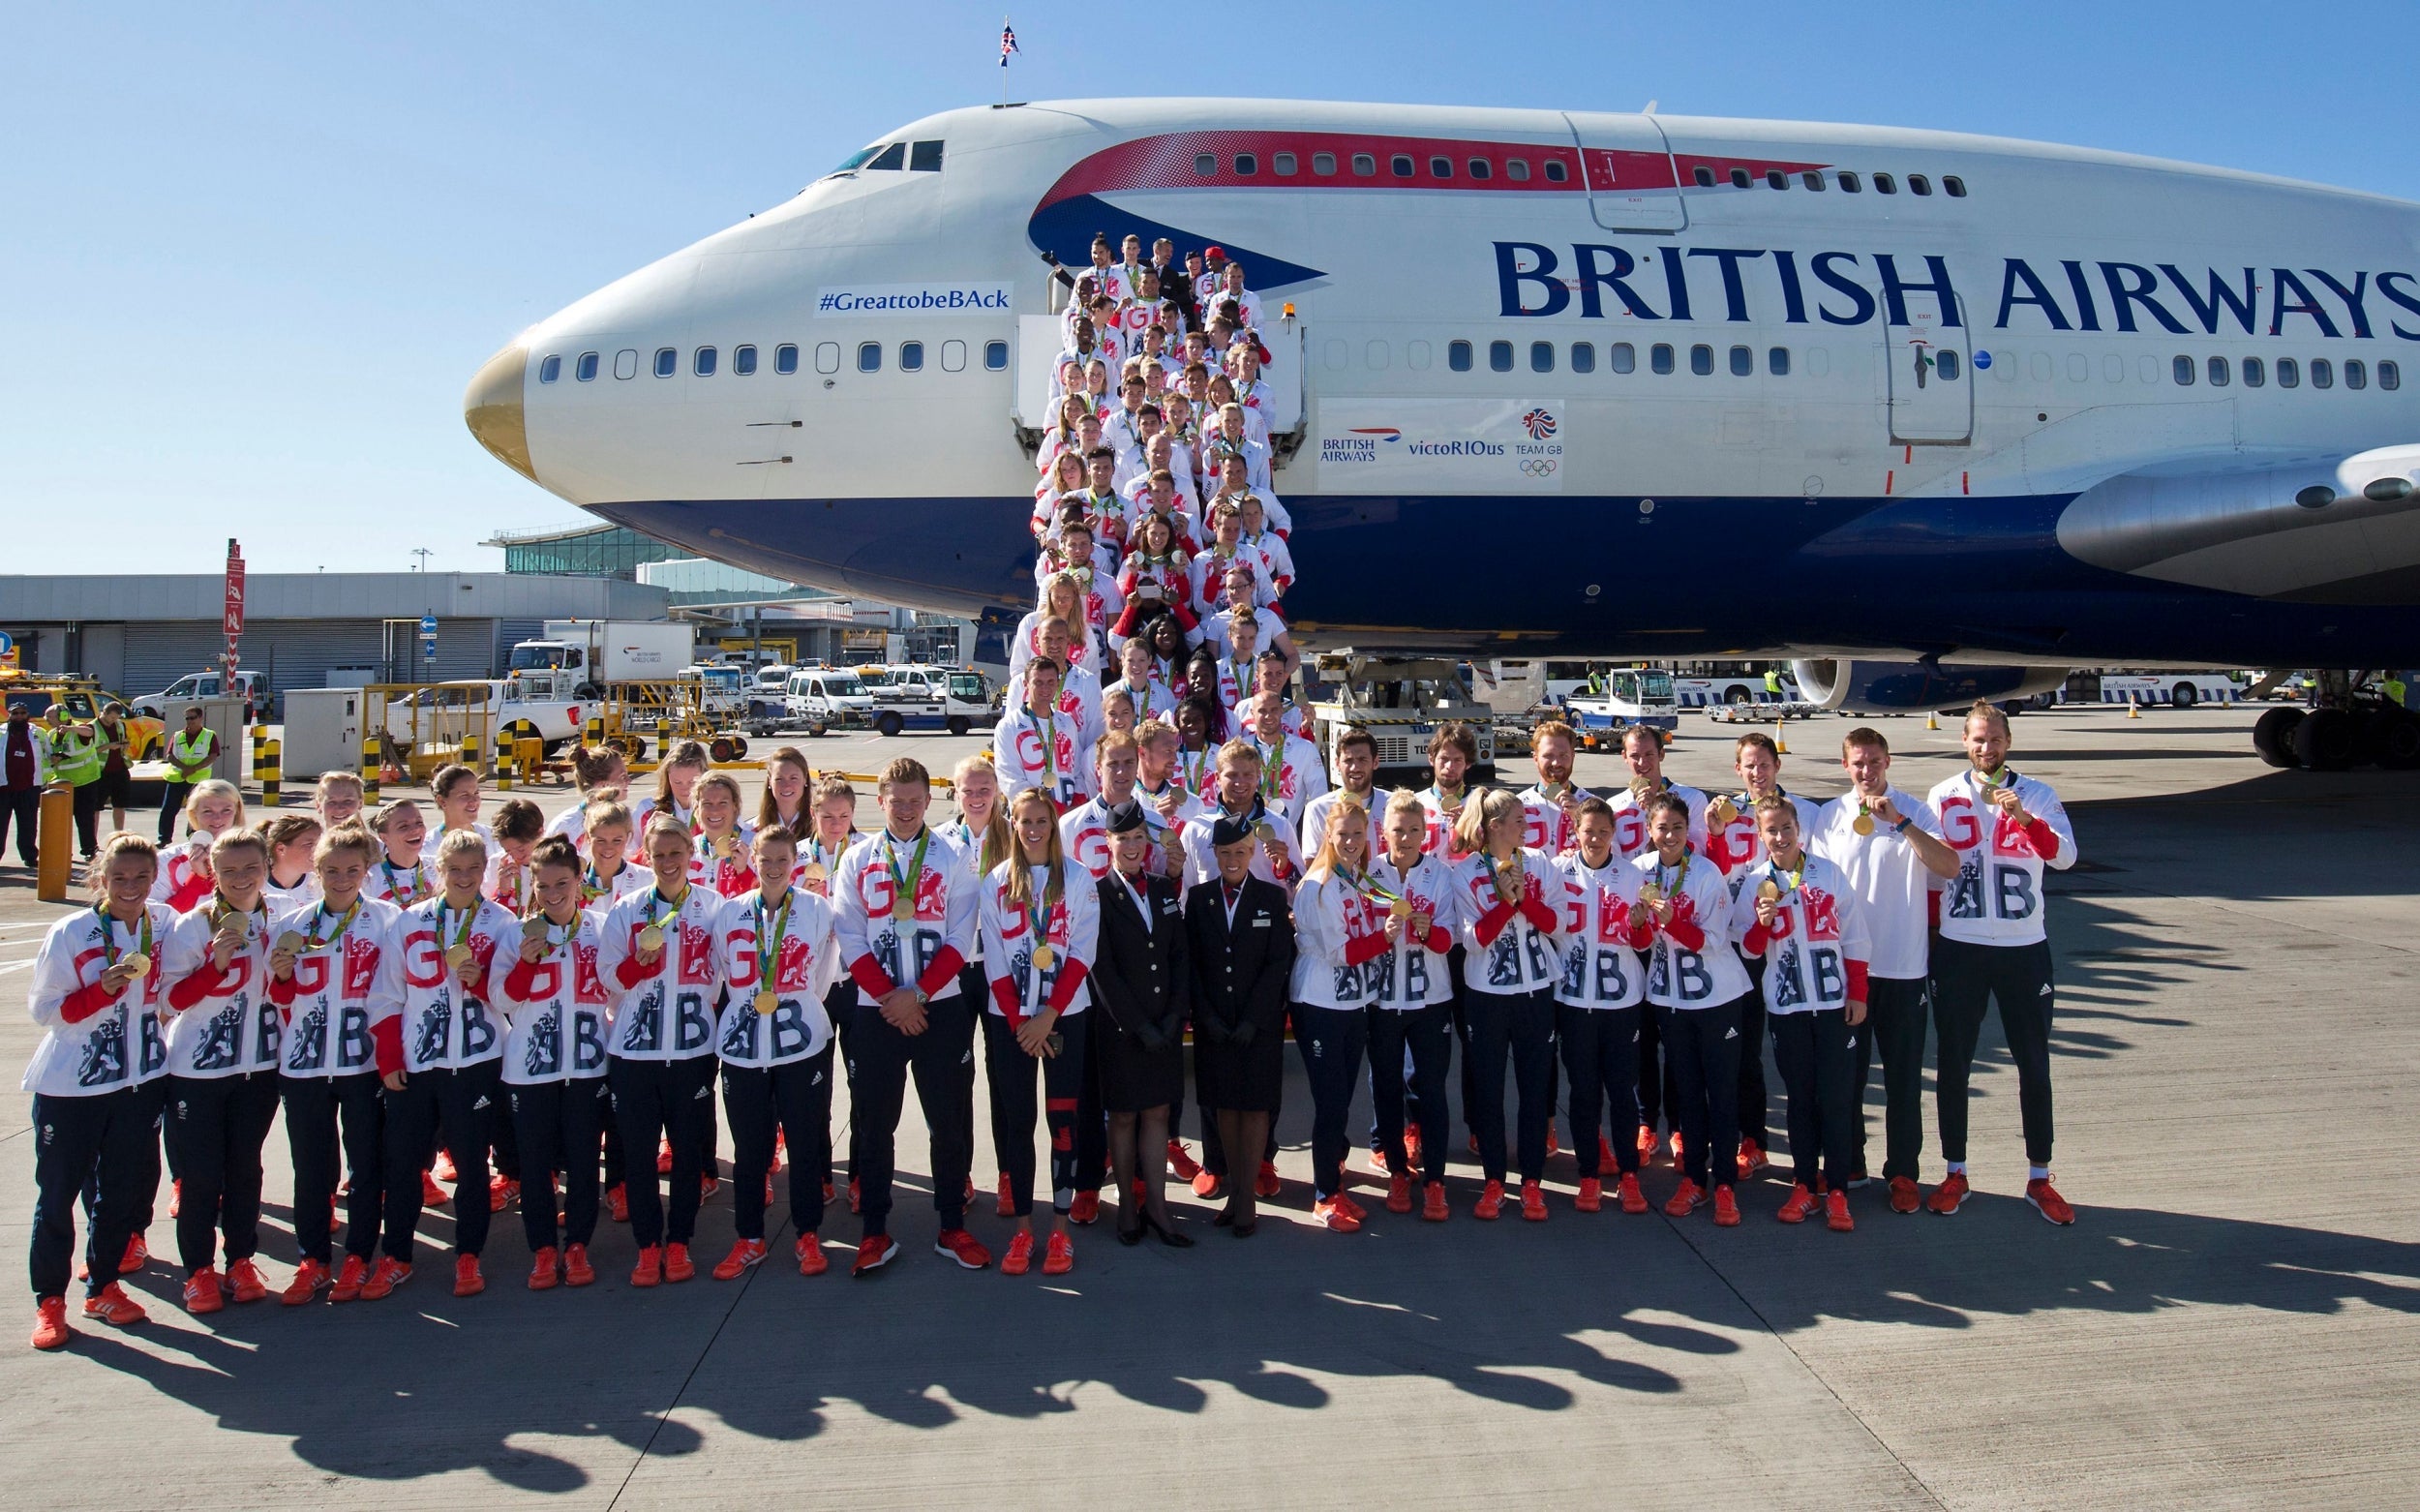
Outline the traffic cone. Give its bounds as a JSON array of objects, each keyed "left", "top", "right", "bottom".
[
  {"left": 1925, "top": 710, "right": 1940, "bottom": 730},
  {"left": 1774, "top": 731, "right": 1790, "bottom": 754},
  {"left": 2127, "top": 698, "right": 2141, "bottom": 719}
]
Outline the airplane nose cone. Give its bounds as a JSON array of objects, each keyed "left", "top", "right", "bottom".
[{"left": 463, "top": 342, "right": 535, "bottom": 483}]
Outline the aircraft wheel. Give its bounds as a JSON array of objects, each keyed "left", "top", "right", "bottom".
[
  {"left": 2375, "top": 709, "right": 2420, "bottom": 771},
  {"left": 2252, "top": 707, "right": 2303, "bottom": 768},
  {"left": 2292, "top": 707, "right": 2357, "bottom": 771}
]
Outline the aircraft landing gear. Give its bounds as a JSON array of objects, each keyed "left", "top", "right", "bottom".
[{"left": 2254, "top": 671, "right": 2419, "bottom": 771}]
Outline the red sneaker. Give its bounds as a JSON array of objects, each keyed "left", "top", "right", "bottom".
[
  {"left": 822, "top": 1179, "right": 835, "bottom": 1205},
  {"left": 182, "top": 1268, "right": 225, "bottom": 1315},
  {"left": 1129, "top": 1177, "right": 1147, "bottom": 1206},
  {"left": 848, "top": 1177, "right": 862, "bottom": 1214},
  {"left": 453, "top": 1255, "right": 485, "bottom": 1297},
  {"left": 1313, "top": 1196, "right": 1361, "bottom": 1232},
  {"left": 421, "top": 1170, "right": 449, "bottom": 1209},
  {"left": 655, "top": 1137, "right": 673, "bottom": 1175},
  {"left": 851, "top": 1235, "right": 898, "bottom": 1278},
  {"left": 358, "top": 1256, "right": 410, "bottom": 1301},
  {"left": 1713, "top": 1186, "right": 1741, "bottom": 1226},
  {"left": 1777, "top": 1183, "right": 1819, "bottom": 1225},
  {"left": 1598, "top": 1134, "right": 1618, "bottom": 1171},
  {"left": 933, "top": 1228, "right": 992, "bottom": 1270},
  {"left": 1191, "top": 1170, "right": 1224, "bottom": 1199},
  {"left": 699, "top": 1175, "right": 718, "bottom": 1202},
  {"left": 1664, "top": 1179, "right": 1705, "bottom": 1218},
  {"left": 1889, "top": 1176, "right": 1921, "bottom": 1214},
  {"left": 1637, "top": 1125, "right": 1658, "bottom": 1165},
  {"left": 1069, "top": 1191, "right": 1101, "bottom": 1225},
  {"left": 1739, "top": 1138, "right": 1770, "bottom": 1177},
  {"left": 1042, "top": 1232, "right": 1074, "bottom": 1276},
  {"left": 1927, "top": 1171, "right": 1971, "bottom": 1216},
  {"left": 489, "top": 1175, "right": 518, "bottom": 1213},
  {"left": 663, "top": 1243, "right": 696, "bottom": 1283},
  {"left": 1521, "top": 1180, "right": 1548, "bottom": 1222},
  {"left": 712, "top": 1239, "right": 768, "bottom": 1281},
  {"left": 280, "top": 1258, "right": 328, "bottom": 1306},
  {"left": 1467, "top": 1134, "right": 1481, "bottom": 1156},
  {"left": 329, "top": 1255, "right": 370, "bottom": 1303},
  {"left": 434, "top": 1150, "right": 459, "bottom": 1183},
  {"left": 1617, "top": 1172, "right": 1649, "bottom": 1215},
  {"left": 31, "top": 1298, "right": 70, "bottom": 1350},
  {"left": 1336, "top": 1192, "right": 1368, "bottom": 1224},
  {"left": 82, "top": 1283, "right": 146, "bottom": 1327},
  {"left": 562, "top": 1243, "right": 595, "bottom": 1287},
  {"left": 2026, "top": 1177, "right": 2075, "bottom": 1225},
  {"left": 1386, "top": 1173, "right": 1413, "bottom": 1214},
  {"left": 1000, "top": 1231, "right": 1034, "bottom": 1276},
  {"left": 795, "top": 1234, "right": 828, "bottom": 1277},
  {"left": 607, "top": 1183, "right": 629, "bottom": 1223},
  {"left": 1422, "top": 1181, "right": 1449, "bottom": 1222},
  {"left": 119, "top": 1232, "right": 149, "bottom": 1275},
  {"left": 1473, "top": 1179, "right": 1505, "bottom": 1221},
  {"left": 1369, "top": 1145, "right": 1398, "bottom": 1178},
  {"left": 765, "top": 1175, "right": 774, "bottom": 1207},
  {"left": 1546, "top": 1126, "right": 1560, "bottom": 1159},
  {"left": 630, "top": 1246, "right": 663, "bottom": 1288},
  {"left": 995, "top": 1173, "right": 1014, "bottom": 1218},
  {"left": 224, "top": 1257, "right": 268, "bottom": 1303},
  {"left": 1255, "top": 1161, "right": 1283, "bottom": 1199},
  {"left": 1668, "top": 1131, "right": 1685, "bottom": 1165},
  {"left": 168, "top": 1177, "right": 181, "bottom": 1219},
  {"left": 1402, "top": 1126, "right": 1424, "bottom": 1173},
  {"left": 1575, "top": 1176, "right": 1602, "bottom": 1213},
  {"left": 1827, "top": 1189, "right": 1856, "bottom": 1232},
  {"left": 1166, "top": 1139, "right": 1201, "bottom": 1181}
]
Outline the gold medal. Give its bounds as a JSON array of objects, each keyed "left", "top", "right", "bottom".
[
  {"left": 1636, "top": 881, "right": 1662, "bottom": 908},
  {"left": 1254, "top": 820, "right": 1277, "bottom": 844},
  {"left": 892, "top": 893, "right": 915, "bottom": 922},
  {"left": 637, "top": 924, "right": 665, "bottom": 953},
  {"left": 522, "top": 917, "right": 549, "bottom": 941},
  {"left": 1756, "top": 879, "right": 1783, "bottom": 903},
  {"left": 1853, "top": 812, "right": 1876, "bottom": 836},
  {"left": 1709, "top": 796, "right": 1738, "bottom": 830},
  {"left": 1628, "top": 776, "right": 1651, "bottom": 800},
  {"left": 444, "top": 943, "right": 475, "bottom": 971},
  {"left": 1032, "top": 943, "right": 1056, "bottom": 970},
  {"left": 754, "top": 988, "right": 777, "bottom": 1015},
  {"left": 275, "top": 930, "right": 308, "bottom": 956},
  {"left": 801, "top": 861, "right": 828, "bottom": 887},
  {"left": 714, "top": 833, "right": 736, "bottom": 861},
  {"left": 1389, "top": 897, "right": 1412, "bottom": 922},
  {"left": 122, "top": 952, "right": 151, "bottom": 979}
]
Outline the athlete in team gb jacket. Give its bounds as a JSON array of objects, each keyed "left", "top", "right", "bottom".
[
  {"left": 1552, "top": 798, "right": 1652, "bottom": 1218},
  {"left": 1630, "top": 792, "right": 1753, "bottom": 1228},
  {"left": 1366, "top": 790, "right": 1458, "bottom": 1222},
  {"left": 497, "top": 835, "right": 614, "bottom": 1292},
  {"left": 367, "top": 827, "right": 518, "bottom": 1302},
  {"left": 598, "top": 814, "right": 728, "bottom": 1287},
  {"left": 1924, "top": 700, "right": 2079, "bottom": 1225},
  {"left": 25, "top": 834, "right": 172, "bottom": 1349},
  {"left": 159, "top": 828, "right": 285, "bottom": 1314},
  {"left": 1450, "top": 789, "right": 1563, "bottom": 1222},
  {"left": 710, "top": 826, "right": 842, "bottom": 1283},
  {"left": 265, "top": 823, "right": 399, "bottom": 1305}
]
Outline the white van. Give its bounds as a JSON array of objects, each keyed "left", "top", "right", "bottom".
[
  {"left": 136, "top": 670, "right": 265, "bottom": 723},
  {"left": 784, "top": 668, "right": 873, "bottom": 732}
]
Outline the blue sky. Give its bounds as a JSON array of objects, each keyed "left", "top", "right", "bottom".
[{"left": 7, "top": 1, "right": 2416, "bottom": 575}]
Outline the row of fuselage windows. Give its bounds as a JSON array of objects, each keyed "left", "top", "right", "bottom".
[
  {"left": 1442, "top": 338, "right": 2401, "bottom": 391},
  {"left": 1186, "top": 149, "right": 1967, "bottom": 200},
  {"left": 537, "top": 340, "right": 1013, "bottom": 384}
]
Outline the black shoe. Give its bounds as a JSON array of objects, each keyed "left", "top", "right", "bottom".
[
  {"left": 1212, "top": 1209, "right": 1234, "bottom": 1228},
  {"left": 1143, "top": 1212, "right": 1195, "bottom": 1249},
  {"left": 1229, "top": 1220, "right": 1256, "bottom": 1239},
  {"left": 1117, "top": 1222, "right": 1144, "bottom": 1247}
]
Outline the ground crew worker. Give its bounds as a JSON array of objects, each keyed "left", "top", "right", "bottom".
[
  {"left": 158, "top": 708, "right": 222, "bottom": 845},
  {"left": 0, "top": 705, "right": 47, "bottom": 869},
  {"left": 1764, "top": 667, "right": 1785, "bottom": 700},
  {"left": 44, "top": 708, "right": 105, "bottom": 861},
  {"left": 93, "top": 704, "right": 136, "bottom": 840}
]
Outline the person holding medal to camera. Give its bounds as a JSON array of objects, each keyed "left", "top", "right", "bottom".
[
  {"left": 1924, "top": 700, "right": 2079, "bottom": 1225},
  {"left": 980, "top": 789, "right": 1101, "bottom": 1277},
  {"left": 494, "top": 836, "right": 613, "bottom": 1291},
  {"left": 1450, "top": 788, "right": 1564, "bottom": 1224},
  {"left": 364, "top": 827, "right": 517, "bottom": 1302},
  {"left": 1552, "top": 797, "right": 1655, "bottom": 1218},
  {"left": 1812, "top": 727, "right": 1956, "bottom": 1214},
  {"left": 710, "top": 825, "right": 840, "bottom": 1281}
]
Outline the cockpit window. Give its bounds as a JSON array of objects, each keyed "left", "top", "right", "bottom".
[
  {"left": 864, "top": 142, "right": 906, "bottom": 171},
  {"left": 909, "top": 139, "right": 944, "bottom": 171},
  {"left": 832, "top": 144, "right": 885, "bottom": 173}
]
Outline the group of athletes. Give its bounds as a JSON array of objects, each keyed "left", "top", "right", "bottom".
[{"left": 20, "top": 230, "right": 2079, "bottom": 1352}]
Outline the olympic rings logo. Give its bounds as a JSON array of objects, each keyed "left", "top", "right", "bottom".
[{"left": 1520, "top": 459, "right": 1558, "bottom": 477}]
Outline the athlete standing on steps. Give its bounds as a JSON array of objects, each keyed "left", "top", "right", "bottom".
[{"left": 1925, "top": 701, "right": 2079, "bottom": 1225}]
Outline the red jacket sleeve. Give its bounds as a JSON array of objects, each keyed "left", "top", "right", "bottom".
[
  {"left": 1518, "top": 897, "right": 1558, "bottom": 935},
  {"left": 503, "top": 958, "right": 542, "bottom": 1002},
  {"left": 848, "top": 954, "right": 898, "bottom": 999},
  {"left": 1421, "top": 923, "right": 1452, "bottom": 954},
  {"left": 268, "top": 973, "right": 299, "bottom": 1009},
  {"left": 2022, "top": 817, "right": 2061, "bottom": 860},
  {"left": 1739, "top": 921, "right": 1773, "bottom": 957},
  {"left": 613, "top": 922, "right": 654, "bottom": 990},
  {"left": 990, "top": 973, "right": 1022, "bottom": 1027},
  {"left": 1344, "top": 931, "right": 1390, "bottom": 967},
  {"left": 1469, "top": 896, "right": 1516, "bottom": 948},
  {"left": 167, "top": 960, "right": 232, "bottom": 1012},
  {"left": 916, "top": 946, "right": 965, "bottom": 999},
  {"left": 1660, "top": 895, "right": 1707, "bottom": 953},
  {"left": 1044, "top": 958, "right": 1088, "bottom": 1014},
  {"left": 372, "top": 1018, "right": 404, "bottom": 1076},
  {"left": 58, "top": 980, "right": 119, "bottom": 1024},
  {"left": 1846, "top": 959, "right": 1870, "bottom": 1000}
]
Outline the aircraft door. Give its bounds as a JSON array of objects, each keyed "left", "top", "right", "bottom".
[
  {"left": 1887, "top": 291, "right": 1973, "bottom": 444},
  {"left": 1562, "top": 113, "right": 1686, "bottom": 233}
]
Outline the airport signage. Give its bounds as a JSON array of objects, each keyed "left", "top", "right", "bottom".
[
  {"left": 1316, "top": 399, "right": 1564, "bottom": 493},
  {"left": 814, "top": 282, "right": 1013, "bottom": 317}
]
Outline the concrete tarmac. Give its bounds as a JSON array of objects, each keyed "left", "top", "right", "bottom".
[{"left": 1, "top": 704, "right": 2413, "bottom": 1510}]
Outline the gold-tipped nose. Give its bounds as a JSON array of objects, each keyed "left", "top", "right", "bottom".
[{"left": 464, "top": 342, "right": 534, "bottom": 483}]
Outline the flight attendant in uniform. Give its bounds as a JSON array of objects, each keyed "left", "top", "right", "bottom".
[
  {"left": 1925, "top": 701, "right": 2079, "bottom": 1225},
  {"left": 24, "top": 834, "right": 170, "bottom": 1349},
  {"left": 1184, "top": 816, "right": 1295, "bottom": 1237},
  {"left": 980, "top": 790, "right": 1102, "bottom": 1277},
  {"left": 1088, "top": 801, "right": 1193, "bottom": 1247}
]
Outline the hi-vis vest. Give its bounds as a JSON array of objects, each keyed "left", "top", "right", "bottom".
[
  {"left": 168, "top": 727, "right": 217, "bottom": 781},
  {"left": 46, "top": 727, "right": 101, "bottom": 785}
]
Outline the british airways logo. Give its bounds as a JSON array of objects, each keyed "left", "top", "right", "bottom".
[{"left": 1494, "top": 241, "right": 2420, "bottom": 339}]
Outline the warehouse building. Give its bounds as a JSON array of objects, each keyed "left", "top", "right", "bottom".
[{"left": 0, "top": 572, "right": 672, "bottom": 712}]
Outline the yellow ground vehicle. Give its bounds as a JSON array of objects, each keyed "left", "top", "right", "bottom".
[{"left": 0, "top": 672, "right": 166, "bottom": 757}]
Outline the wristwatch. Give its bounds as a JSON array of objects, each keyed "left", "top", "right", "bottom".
[
  {"left": 1892, "top": 817, "right": 1913, "bottom": 834},
  {"left": 914, "top": 986, "right": 930, "bottom": 1006}
]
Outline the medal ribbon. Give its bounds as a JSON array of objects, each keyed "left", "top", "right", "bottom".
[
  {"left": 307, "top": 898, "right": 361, "bottom": 953},
  {"left": 884, "top": 831, "right": 930, "bottom": 916},
  {"left": 94, "top": 904, "right": 151, "bottom": 976},
  {"left": 756, "top": 891, "right": 792, "bottom": 993}
]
